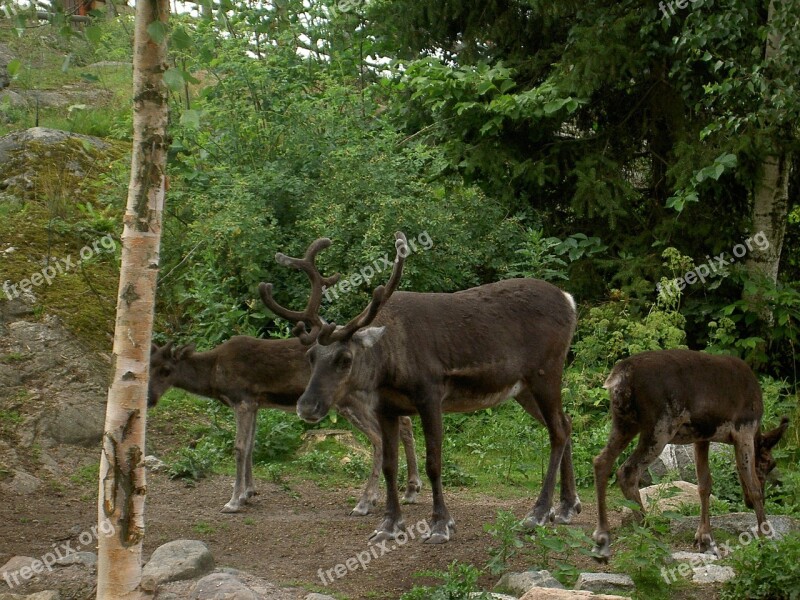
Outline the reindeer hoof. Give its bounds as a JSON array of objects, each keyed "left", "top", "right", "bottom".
[
  {"left": 422, "top": 518, "right": 455, "bottom": 544},
  {"left": 592, "top": 546, "right": 610, "bottom": 564},
  {"left": 554, "top": 498, "right": 582, "bottom": 524},
  {"left": 369, "top": 518, "right": 406, "bottom": 543},
  {"left": 221, "top": 503, "right": 241, "bottom": 513},
  {"left": 401, "top": 492, "right": 419, "bottom": 505},
  {"left": 522, "top": 507, "right": 554, "bottom": 530},
  {"left": 694, "top": 534, "right": 720, "bottom": 557},
  {"left": 350, "top": 500, "right": 374, "bottom": 516}
]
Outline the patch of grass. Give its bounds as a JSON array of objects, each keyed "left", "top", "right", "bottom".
[
  {"left": 192, "top": 521, "right": 215, "bottom": 535},
  {"left": 70, "top": 462, "right": 100, "bottom": 486},
  {"left": 0, "top": 352, "right": 31, "bottom": 363}
]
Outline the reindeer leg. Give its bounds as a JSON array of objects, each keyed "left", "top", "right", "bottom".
[
  {"left": 370, "top": 414, "right": 406, "bottom": 542},
  {"left": 339, "top": 405, "right": 381, "bottom": 516},
  {"left": 733, "top": 431, "right": 768, "bottom": 534},
  {"left": 694, "top": 440, "right": 718, "bottom": 556},
  {"left": 399, "top": 416, "right": 421, "bottom": 504},
  {"left": 592, "top": 420, "right": 637, "bottom": 563},
  {"left": 222, "top": 398, "right": 255, "bottom": 513},
  {"left": 242, "top": 399, "right": 258, "bottom": 501},
  {"left": 616, "top": 426, "right": 672, "bottom": 514},
  {"left": 519, "top": 384, "right": 573, "bottom": 528},
  {"left": 417, "top": 398, "right": 455, "bottom": 544}
]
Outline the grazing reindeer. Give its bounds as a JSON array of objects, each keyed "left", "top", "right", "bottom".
[
  {"left": 148, "top": 337, "right": 421, "bottom": 515},
  {"left": 259, "top": 232, "right": 579, "bottom": 544},
  {"left": 592, "top": 349, "right": 789, "bottom": 561}
]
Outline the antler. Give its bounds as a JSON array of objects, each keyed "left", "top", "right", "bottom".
[
  {"left": 258, "top": 238, "right": 341, "bottom": 345},
  {"left": 318, "top": 232, "right": 408, "bottom": 346}
]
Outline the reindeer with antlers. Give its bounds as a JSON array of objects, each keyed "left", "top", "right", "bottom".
[
  {"left": 260, "top": 232, "right": 580, "bottom": 543},
  {"left": 148, "top": 258, "right": 421, "bottom": 515}
]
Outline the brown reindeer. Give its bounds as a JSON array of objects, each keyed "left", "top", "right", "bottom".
[
  {"left": 592, "top": 349, "right": 789, "bottom": 561},
  {"left": 148, "top": 336, "right": 421, "bottom": 515},
  {"left": 259, "top": 232, "right": 579, "bottom": 543}
]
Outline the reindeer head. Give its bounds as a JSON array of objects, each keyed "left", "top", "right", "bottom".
[
  {"left": 148, "top": 341, "right": 196, "bottom": 407},
  {"left": 260, "top": 233, "right": 408, "bottom": 423},
  {"left": 744, "top": 416, "right": 789, "bottom": 508}
]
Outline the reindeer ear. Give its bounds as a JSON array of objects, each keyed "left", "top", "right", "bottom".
[
  {"left": 175, "top": 343, "right": 196, "bottom": 360},
  {"left": 352, "top": 326, "right": 385, "bottom": 348},
  {"left": 761, "top": 416, "right": 790, "bottom": 451},
  {"left": 151, "top": 343, "right": 158, "bottom": 355}
]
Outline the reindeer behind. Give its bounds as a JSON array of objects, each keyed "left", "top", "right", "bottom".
[
  {"left": 592, "top": 349, "right": 789, "bottom": 561},
  {"left": 148, "top": 337, "right": 421, "bottom": 515}
]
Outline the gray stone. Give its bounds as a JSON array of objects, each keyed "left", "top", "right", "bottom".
[
  {"left": 0, "top": 470, "right": 42, "bottom": 495},
  {"left": 42, "top": 401, "right": 105, "bottom": 447},
  {"left": 520, "top": 590, "right": 632, "bottom": 600},
  {"left": 646, "top": 444, "right": 697, "bottom": 484},
  {"left": 691, "top": 564, "right": 735, "bottom": 584},
  {"left": 191, "top": 573, "right": 256, "bottom": 600},
  {"left": 144, "top": 455, "right": 169, "bottom": 473},
  {"left": 87, "top": 61, "right": 132, "bottom": 68},
  {"left": 670, "top": 551, "right": 718, "bottom": 563},
  {"left": 55, "top": 551, "right": 97, "bottom": 567},
  {"left": 670, "top": 513, "right": 800, "bottom": 538},
  {"left": 304, "top": 594, "right": 337, "bottom": 600},
  {"left": 495, "top": 570, "right": 565, "bottom": 594},
  {"left": 0, "top": 556, "right": 38, "bottom": 580},
  {"left": 638, "top": 480, "right": 709, "bottom": 513},
  {"left": 0, "top": 127, "right": 109, "bottom": 168},
  {"left": 574, "top": 573, "right": 635, "bottom": 594},
  {"left": 0, "top": 592, "right": 60, "bottom": 600},
  {"left": 469, "top": 594, "right": 517, "bottom": 600},
  {"left": 141, "top": 540, "right": 215, "bottom": 592}
]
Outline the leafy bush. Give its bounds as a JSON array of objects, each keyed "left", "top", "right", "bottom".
[
  {"left": 721, "top": 533, "right": 800, "bottom": 600},
  {"left": 400, "top": 561, "right": 489, "bottom": 600}
]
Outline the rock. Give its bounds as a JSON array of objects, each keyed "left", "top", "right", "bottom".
[
  {"left": 55, "top": 551, "right": 97, "bottom": 568},
  {"left": 638, "top": 480, "right": 709, "bottom": 513},
  {"left": 691, "top": 564, "right": 735, "bottom": 584},
  {"left": 519, "top": 589, "right": 631, "bottom": 600},
  {"left": 644, "top": 444, "right": 697, "bottom": 485},
  {"left": 144, "top": 455, "right": 169, "bottom": 473},
  {"left": 0, "top": 592, "right": 60, "bottom": 600},
  {"left": 42, "top": 401, "right": 105, "bottom": 447},
  {"left": 0, "top": 127, "right": 109, "bottom": 167},
  {"left": 0, "top": 470, "right": 42, "bottom": 495},
  {"left": 574, "top": 573, "right": 635, "bottom": 594},
  {"left": 468, "top": 594, "right": 517, "bottom": 600},
  {"left": 670, "top": 513, "right": 800, "bottom": 538},
  {"left": 495, "top": 570, "right": 565, "bottom": 594},
  {"left": 141, "top": 540, "right": 215, "bottom": 592},
  {"left": 304, "top": 594, "right": 337, "bottom": 600},
  {"left": 191, "top": 573, "right": 256, "bottom": 600},
  {"left": 670, "top": 551, "right": 718, "bottom": 563},
  {"left": 87, "top": 61, "right": 132, "bottom": 68},
  {"left": 0, "top": 556, "right": 38, "bottom": 582}
]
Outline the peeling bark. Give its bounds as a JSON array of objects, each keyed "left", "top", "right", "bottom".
[{"left": 96, "top": 0, "right": 169, "bottom": 597}]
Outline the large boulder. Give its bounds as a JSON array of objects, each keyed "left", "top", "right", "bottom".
[
  {"left": 141, "top": 540, "right": 215, "bottom": 592},
  {"left": 495, "top": 570, "right": 565, "bottom": 595},
  {"left": 671, "top": 513, "right": 800, "bottom": 538},
  {"left": 639, "top": 481, "right": 710, "bottom": 513}
]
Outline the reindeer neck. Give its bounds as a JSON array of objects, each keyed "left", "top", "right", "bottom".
[{"left": 173, "top": 351, "right": 219, "bottom": 399}]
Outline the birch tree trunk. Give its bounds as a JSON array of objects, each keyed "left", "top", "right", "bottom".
[
  {"left": 96, "top": 0, "right": 169, "bottom": 596},
  {"left": 746, "top": 0, "right": 791, "bottom": 284}
]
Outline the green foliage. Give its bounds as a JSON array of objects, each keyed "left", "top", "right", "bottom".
[
  {"left": 721, "top": 534, "right": 800, "bottom": 600},
  {"left": 613, "top": 521, "right": 673, "bottom": 599},
  {"left": 484, "top": 510, "right": 525, "bottom": 575},
  {"left": 528, "top": 525, "right": 594, "bottom": 586},
  {"left": 400, "top": 561, "right": 489, "bottom": 600}
]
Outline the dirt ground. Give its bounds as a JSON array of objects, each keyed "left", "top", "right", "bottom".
[{"left": 0, "top": 455, "right": 629, "bottom": 600}]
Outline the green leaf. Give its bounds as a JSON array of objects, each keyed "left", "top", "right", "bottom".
[
  {"left": 543, "top": 98, "right": 568, "bottom": 114},
  {"left": 147, "top": 21, "right": 168, "bottom": 44},
  {"left": 171, "top": 25, "right": 192, "bottom": 50},
  {"left": 6, "top": 59, "right": 21, "bottom": 77},
  {"left": 180, "top": 109, "right": 202, "bottom": 129},
  {"left": 85, "top": 25, "right": 103, "bottom": 44},
  {"left": 163, "top": 68, "right": 185, "bottom": 91}
]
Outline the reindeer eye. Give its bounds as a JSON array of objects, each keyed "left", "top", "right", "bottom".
[{"left": 336, "top": 352, "right": 353, "bottom": 370}]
